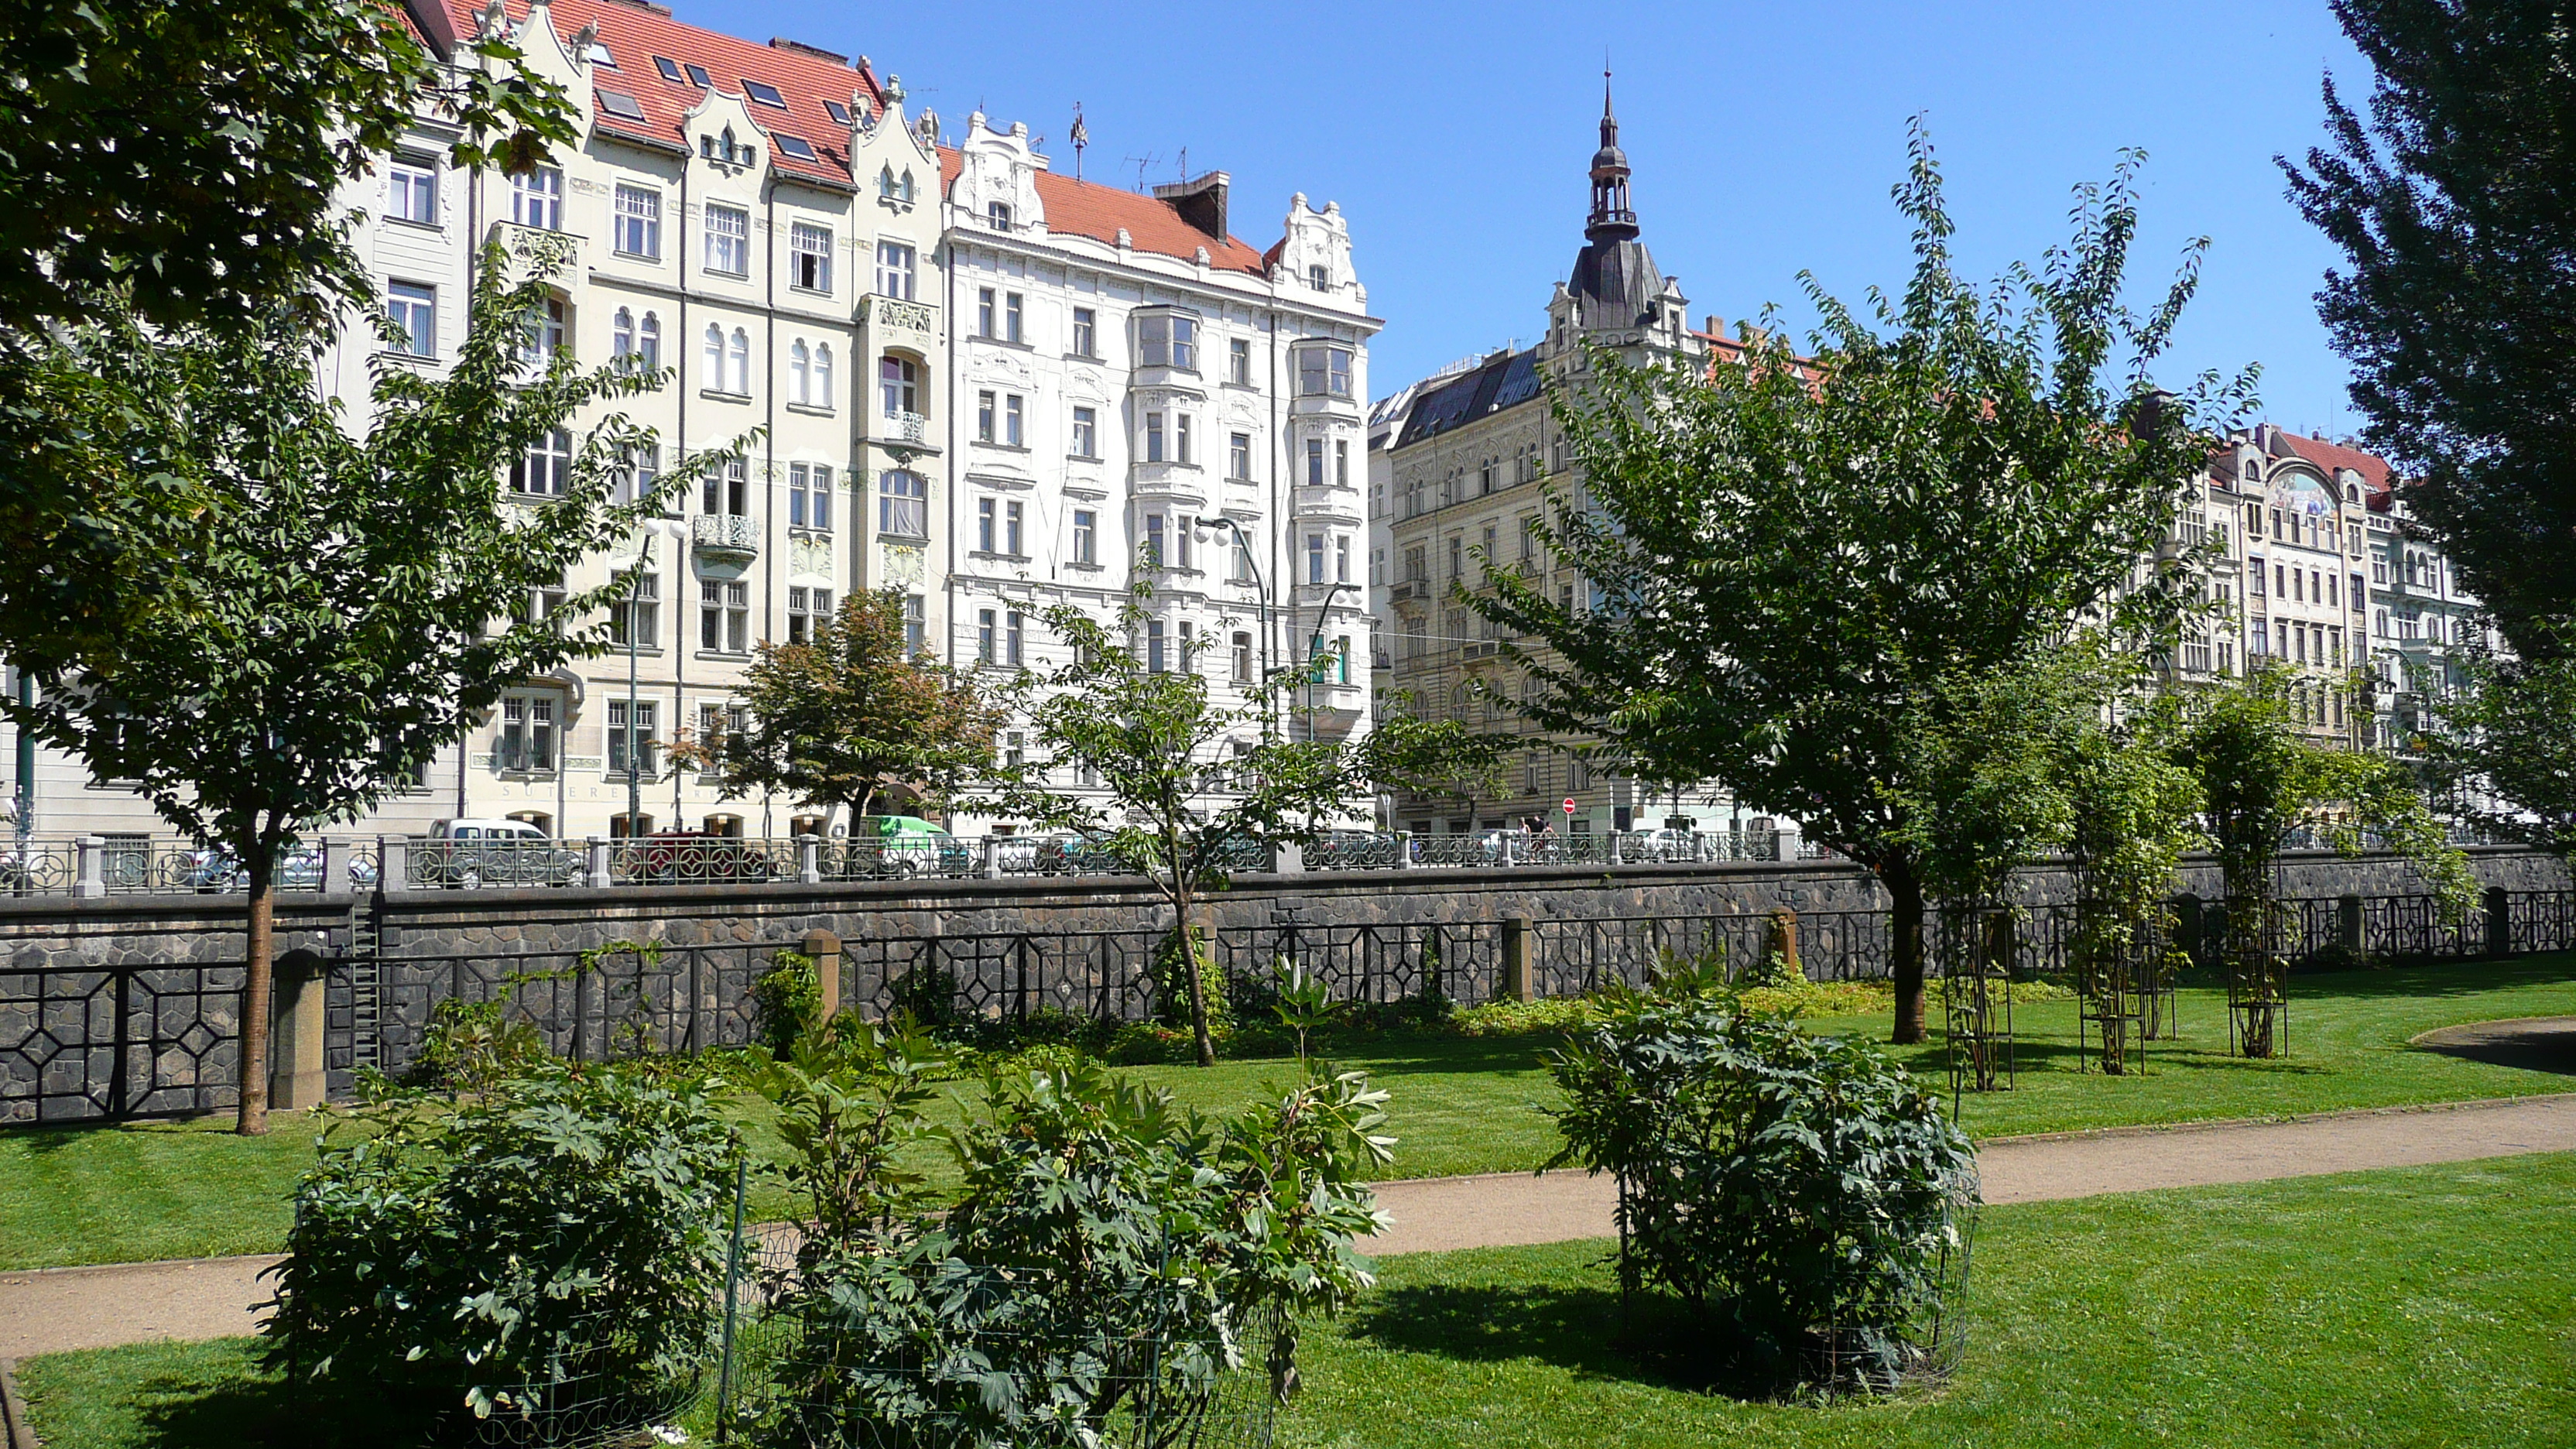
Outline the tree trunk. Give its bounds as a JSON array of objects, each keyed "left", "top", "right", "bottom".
[
  {"left": 236, "top": 842, "right": 275, "bottom": 1136},
  {"left": 1177, "top": 889, "right": 1216, "bottom": 1068},
  {"left": 1886, "top": 861, "right": 1928, "bottom": 1045}
]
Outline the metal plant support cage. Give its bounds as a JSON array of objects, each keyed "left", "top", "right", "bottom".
[
  {"left": 2071, "top": 903, "right": 2177, "bottom": 1077},
  {"left": 2225, "top": 896, "right": 2293, "bottom": 1060},
  {"left": 1940, "top": 903, "right": 2016, "bottom": 1104}
]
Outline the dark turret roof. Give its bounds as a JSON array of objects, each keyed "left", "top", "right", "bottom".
[{"left": 1392, "top": 348, "right": 1541, "bottom": 449}]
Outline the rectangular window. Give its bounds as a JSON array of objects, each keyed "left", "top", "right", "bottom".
[
  {"left": 977, "top": 497, "right": 996, "bottom": 553},
  {"left": 1307, "top": 438, "right": 1325, "bottom": 487},
  {"left": 2252, "top": 619, "right": 2269, "bottom": 656},
  {"left": 1139, "top": 313, "right": 1198, "bottom": 369},
  {"left": 903, "top": 594, "right": 926, "bottom": 653},
  {"left": 701, "top": 456, "right": 748, "bottom": 516},
  {"left": 613, "top": 184, "right": 661, "bottom": 258},
  {"left": 977, "top": 608, "right": 997, "bottom": 664},
  {"left": 875, "top": 241, "right": 916, "bottom": 300},
  {"left": 786, "top": 585, "right": 833, "bottom": 644},
  {"left": 1297, "top": 344, "right": 1354, "bottom": 398},
  {"left": 1336, "top": 439, "right": 1351, "bottom": 488},
  {"left": 1308, "top": 533, "right": 1327, "bottom": 584},
  {"left": 790, "top": 222, "right": 832, "bottom": 291},
  {"left": 1145, "top": 512, "right": 1167, "bottom": 566},
  {"left": 607, "top": 700, "right": 658, "bottom": 777},
  {"left": 1336, "top": 533, "right": 1351, "bottom": 584},
  {"left": 1072, "top": 307, "right": 1097, "bottom": 357},
  {"left": 610, "top": 567, "right": 659, "bottom": 647},
  {"left": 389, "top": 155, "right": 437, "bottom": 224},
  {"left": 1175, "top": 414, "right": 1193, "bottom": 465},
  {"left": 1072, "top": 509, "right": 1097, "bottom": 564},
  {"left": 704, "top": 204, "right": 749, "bottom": 276},
  {"left": 1005, "top": 394, "right": 1024, "bottom": 447},
  {"left": 1173, "top": 514, "right": 1194, "bottom": 570},
  {"left": 1519, "top": 516, "right": 1538, "bottom": 562},
  {"left": 787, "top": 462, "right": 832, "bottom": 531},
  {"left": 519, "top": 296, "right": 567, "bottom": 367},
  {"left": 511, "top": 427, "right": 572, "bottom": 496},
  {"left": 978, "top": 287, "right": 996, "bottom": 338},
  {"left": 2249, "top": 556, "right": 2266, "bottom": 595},
  {"left": 878, "top": 469, "right": 925, "bottom": 536},
  {"left": 1005, "top": 292, "right": 1024, "bottom": 343},
  {"left": 1071, "top": 406, "right": 1098, "bottom": 458},
  {"left": 385, "top": 282, "right": 436, "bottom": 358},
  {"left": 496, "top": 694, "right": 557, "bottom": 772},
  {"left": 1147, "top": 619, "right": 1167, "bottom": 673},
  {"left": 1450, "top": 536, "right": 1463, "bottom": 578},
  {"left": 977, "top": 390, "right": 997, "bottom": 444},
  {"left": 1145, "top": 413, "right": 1166, "bottom": 463},
  {"left": 1006, "top": 610, "right": 1025, "bottom": 666},
  {"left": 1006, "top": 500, "right": 1024, "bottom": 556},
  {"left": 511, "top": 166, "right": 563, "bottom": 230},
  {"left": 1228, "top": 431, "right": 1252, "bottom": 481},
  {"left": 1229, "top": 337, "right": 1251, "bottom": 384},
  {"left": 700, "top": 578, "right": 750, "bottom": 653}
]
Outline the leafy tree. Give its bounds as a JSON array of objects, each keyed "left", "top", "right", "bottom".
[
  {"left": 2281, "top": 0, "right": 2576, "bottom": 653},
  {"left": 1475, "top": 128, "right": 2250, "bottom": 1042},
  {"left": 0, "top": 0, "right": 575, "bottom": 689},
  {"left": 2058, "top": 698, "right": 2205, "bottom": 1051},
  {"left": 2428, "top": 616, "right": 2576, "bottom": 865},
  {"left": 977, "top": 593, "right": 1499, "bottom": 1066},
  {"left": 673, "top": 587, "right": 1001, "bottom": 829},
  {"left": 2169, "top": 666, "right": 2472, "bottom": 1055},
  {"left": 5, "top": 241, "right": 728, "bottom": 1134}
]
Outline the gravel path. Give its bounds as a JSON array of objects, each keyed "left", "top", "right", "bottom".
[{"left": 7, "top": 1084, "right": 2574, "bottom": 1360}]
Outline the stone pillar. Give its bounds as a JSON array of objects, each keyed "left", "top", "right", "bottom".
[
  {"left": 1269, "top": 840, "right": 1305, "bottom": 874},
  {"left": 799, "top": 836, "right": 823, "bottom": 886},
  {"left": 1774, "top": 822, "right": 1803, "bottom": 862},
  {"left": 1766, "top": 906, "right": 1801, "bottom": 981},
  {"left": 1501, "top": 914, "right": 1535, "bottom": 1002},
  {"left": 803, "top": 928, "right": 843, "bottom": 1019},
  {"left": 72, "top": 835, "right": 105, "bottom": 899},
  {"left": 2486, "top": 886, "right": 2513, "bottom": 958},
  {"left": 1393, "top": 831, "right": 1415, "bottom": 870},
  {"left": 315, "top": 838, "right": 349, "bottom": 896},
  {"left": 269, "top": 947, "right": 331, "bottom": 1111},
  {"left": 981, "top": 838, "right": 1004, "bottom": 881},
  {"left": 2337, "top": 893, "right": 2364, "bottom": 953},
  {"left": 586, "top": 838, "right": 615, "bottom": 890},
  {"left": 379, "top": 836, "right": 413, "bottom": 894}
]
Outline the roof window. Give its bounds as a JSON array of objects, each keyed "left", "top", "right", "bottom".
[
  {"left": 743, "top": 79, "right": 786, "bottom": 108},
  {"left": 823, "top": 99, "right": 851, "bottom": 125},
  {"left": 585, "top": 39, "right": 616, "bottom": 67},
  {"left": 772, "top": 132, "right": 816, "bottom": 160},
  {"left": 598, "top": 89, "right": 646, "bottom": 122},
  {"left": 683, "top": 63, "right": 711, "bottom": 88},
  {"left": 653, "top": 57, "right": 683, "bottom": 84}
]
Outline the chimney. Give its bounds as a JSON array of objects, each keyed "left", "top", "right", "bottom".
[
  {"left": 1153, "top": 170, "right": 1231, "bottom": 242},
  {"left": 769, "top": 36, "right": 850, "bottom": 64}
]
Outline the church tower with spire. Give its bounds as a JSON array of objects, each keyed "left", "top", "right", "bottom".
[{"left": 1545, "top": 74, "right": 1699, "bottom": 372}]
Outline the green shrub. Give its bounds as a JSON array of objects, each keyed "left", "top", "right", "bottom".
[
  {"left": 263, "top": 1065, "right": 735, "bottom": 1424},
  {"left": 752, "top": 949, "right": 823, "bottom": 1057},
  {"left": 1547, "top": 989, "right": 1975, "bottom": 1394},
  {"left": 398, "top": 994, "right": 548, "bottom": 1092},
  {"left": 1453, "top": 996, "right": 1601, "bottom": 1037}
]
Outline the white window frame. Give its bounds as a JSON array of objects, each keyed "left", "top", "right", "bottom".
[
  {"left": 704, "top": 203, "right": 750, "bottom": 277},
  {"left": 613, "top": 184, "right": 662, "bottom": 259},
  {"left": 875, "top": 241, "right": 916, "bottom": 300},
  {"left": 790, "top": 221, "right": 833, "bottom": 293}
]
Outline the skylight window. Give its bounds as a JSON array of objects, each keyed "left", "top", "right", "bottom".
[
  {"left": 598, "top": 89, "right": 646, "bottom": 122},
  {"left": 586, "top": 39, "right": 616, "bottom": 67},
  {"left": 772, "top": 132, "right": 817, "bottom": 160},
  {"left": 683, "top": 63, "right": 711, "bottom": 88},
  {"left": 742, "top": 79, "right": 786, "bottom": 108},
  {"left": 653, "top": 57, "right": 683, "bottom": 84},
  {"left": 823, "top": 99, "right": 850, "bottom": 125}
]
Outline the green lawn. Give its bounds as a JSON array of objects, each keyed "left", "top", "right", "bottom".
[
  {"left": 22, "top": 1153, "right": 2576, "bottom": 1448},
  {"left": 5, "top": 954, "right": 2571, "bottom": 1271},
  {"left": 1277, "top": 1153, "right": 2576, "bottom": 1449}
]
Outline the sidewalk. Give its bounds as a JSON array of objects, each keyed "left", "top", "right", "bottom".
[{"left": 6, "top": 1092, "right": 2573, "bottom": 1359}]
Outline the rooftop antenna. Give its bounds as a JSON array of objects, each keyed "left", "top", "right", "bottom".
[
  {"left": 1070, "top": 101, "right": 1089, "bottom": 180},
  {"left": 1122, "top": 151, "right": 1160, "bottom": 192},
  {"left": 1177, "top": 145, "right": 1187, "bottom": 180}
]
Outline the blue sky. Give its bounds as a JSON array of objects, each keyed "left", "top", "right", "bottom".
[{"left": 721, "top": 0, "right": 2373, "bottom": 434}]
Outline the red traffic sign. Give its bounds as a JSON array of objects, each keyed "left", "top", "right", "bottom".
[{"left": 1562, "top": 798, "right": 1577, "bottom": 814}]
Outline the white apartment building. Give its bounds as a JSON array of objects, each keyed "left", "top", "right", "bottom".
[
  {"left": 934, "top": 116, "right": 1380, "bottom": 829},
  {"left": 5, "top": 0, "right": 951, "bottom": 842}
]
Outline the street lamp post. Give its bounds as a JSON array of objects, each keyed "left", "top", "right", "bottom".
[
  {"left": 624, "top": 531, "right": 650, "bottom": 840},
  {"left": 1198, "top": 516, "right": 1275, "bottom": 739},
  {"left": 1303, "top": 579, "right": 1359, "bottom": 742}
]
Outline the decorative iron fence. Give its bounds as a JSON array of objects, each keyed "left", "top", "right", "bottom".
[
  {"left": 842, "top": 928, "right": 1173, "bottom": 1026},
  {"left": 1218, "top": 918, "right": 1507, "bottom": 1005},
  {"left": 367, "top": 941, "right": 783, "bottom": 1080},
  {"left": 0, "top": 957, "right": 247, "bottom": 1122}
]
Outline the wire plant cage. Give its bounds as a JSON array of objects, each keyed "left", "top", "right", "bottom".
[
  {"left": 2071, "top": 902, "right": 2177, "bottom": 1077},
  {"left": 1938, "top": 903, "right": 2016, "bottom": 1104},
  {"left": 2224, "top": 895, "right": 2293, "bottom": 1060}
]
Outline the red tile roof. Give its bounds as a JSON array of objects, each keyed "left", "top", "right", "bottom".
[
  {"left": 426, "top": 0, "right": 882, "bottom": 188},
  {"left": 2274, "top": 430, "right": 2398, "bottom": 509},
  {"left": 936, "top": 149, "right": 1270, "bottom": 272}
]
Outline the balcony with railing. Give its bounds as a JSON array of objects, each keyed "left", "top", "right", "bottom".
[
  {"left": 691, "top": 512, "right": 759, "bottom": 559},
  {"left": 878, "top": 410, "right": 931, "bottom": 445}
]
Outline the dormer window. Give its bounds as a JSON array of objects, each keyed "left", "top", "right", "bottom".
[
  {"left": 1308, "top": 264, "right": 1330, "bottom": 291},
  {"left": 987, "top": 201, "right": 1012, "bottom": 231}
]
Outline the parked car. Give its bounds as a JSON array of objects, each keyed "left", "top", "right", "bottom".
[
  {"left": 1028, "top": 829, "right": 1130, "bottom": 876},
  {"left": 847, "top": 815, "right": 971, "bottom": 878},
  {"left": 627, "top": 831, "right": 778, "bottom": 886},
  {"left": 173, "top": 841, "right": 382, "bottom": 893},
  {"left": 413, "top": 819, "right": 583, "bottom": 889}
]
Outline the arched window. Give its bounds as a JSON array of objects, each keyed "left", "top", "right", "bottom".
[
  {"left": 879, "top": 166, "right": 896, "bottom": 197},
  {"left": 638, "top": 312, "right": 661, "bottom": 369},
  {"left": 813, "top": 343, "right": 833, "bottom": 405},
  {"left": 702, "top": 324, "right": 724, "bottom": 389},
  {"left": 789, "top": 339, "right": 810, "bottom": 405},
  {"left": 727, "top": 327, "right": 750, "bottom": 395},
  {"left": 611, "top": 307, "right": 635, "bottom": 361}
]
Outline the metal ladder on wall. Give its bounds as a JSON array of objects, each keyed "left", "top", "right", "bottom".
[{"left": 346, "top": 899, "right": 385, "bottom": 1074}]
